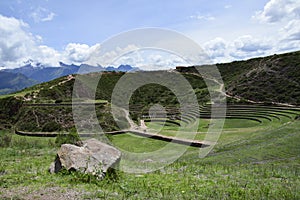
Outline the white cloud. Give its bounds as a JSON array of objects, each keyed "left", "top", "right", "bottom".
[
  {"left": 253, "top": 0, "right": 300, "bottom": 23},
  {"left": 30, "top": 7, "right": 56, "bottom": 23},
  {"left": 0, "top": 15, "right": 61, "bottom": 68},
  {"left": 229, "top": 35, "right": 273, "bottom": 59},
  {"left": 277, "top": 39, "right": 300, "bottom": 52},
  {"left": 0, "top": 15, "right": 35, "bottom": 67},
  {"left": 233, "top": 35, "right": 271, "bottom": 52},
  {"left": 35, "top": 45, "right": 61, "bottom": 66},
  {"left": 189, "top": 13, "right": 215, "bottom": 21},
  {"left": 42, "top": 12, "right": 56, "bottom": 22},
  {"left": 249, "top": 0, "right": 300, "bottom": 55},
  {"left": 63, "top": 43, "right": 101, "bottom": 64},
  {"left": 281, "top": 19, "right": 300, "bottom": 41},
  {"left": 276, "top": 19, "right": 300, "bottom": 52},
  {"left": 204, "top": 37, "right": 227, "bottom": 58},
  {"left": 145, "top": 53, "right": 187, "bottom": 70},
  {"left": 202, "top": 35, "right": 275, "bottom": 63}
]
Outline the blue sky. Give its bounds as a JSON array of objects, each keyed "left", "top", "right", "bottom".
[{"left": 0, "top": 0, "right": 299, "bottom": 69}]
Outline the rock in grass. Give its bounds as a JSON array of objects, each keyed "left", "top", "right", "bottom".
[{"left": 49, "top": 138, "right": 121, "bottom": 179}]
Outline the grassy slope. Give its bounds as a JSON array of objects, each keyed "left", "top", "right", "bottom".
[
  {"left": 0, "top": 117, "right": 299, "bottom": 199},
  {"left": 219, "top": 51, "right": 300, "bottom": 104},
  {"left": 179, "top": 51, "right": 300, "bottom": 105}
]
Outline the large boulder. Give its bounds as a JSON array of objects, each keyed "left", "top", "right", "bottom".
[{"left": 49, "top": 138, "right": 121, "bottom": 179}]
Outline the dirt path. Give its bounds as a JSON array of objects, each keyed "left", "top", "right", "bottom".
[
  {"left": 121, "top": 107, "right": 139, "bottom": 130},
  {"left": 49, "top": 75, "right": 74, "bottom": 89},
  {"left": 0, "top": 186, "right": 90, "bottom": 200},
  {"left": 190, "top": 72, "right": 225, "bottom": 96},
  {"left": 140, "top": 119, "right": 147, "bottom": 130}
]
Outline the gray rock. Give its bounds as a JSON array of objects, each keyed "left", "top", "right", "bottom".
[{"left": 49, "top": 138, "right": 121, "bottom": 179}]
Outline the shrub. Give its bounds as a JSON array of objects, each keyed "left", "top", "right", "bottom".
[
  {"left": 21, "top": 122, "right": 38, "bottom": 132},
  {"left": 55, "top": 99, "right": 63, "bottom": 104},
  {"left": 55, "top": 128, "right": 82, "bottom": 147},
  {"left": 0, "top": 131, "right": 12, "bottom": 147},
  {"left": 42, "top": 121, "right": 62, "bottom": 132}
]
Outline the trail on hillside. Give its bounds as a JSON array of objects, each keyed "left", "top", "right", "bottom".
[{"left": 49, "top": 75, "right": 74, "bottom": 89}]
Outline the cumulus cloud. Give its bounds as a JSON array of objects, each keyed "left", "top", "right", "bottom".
[
  {"left": 203, "top": 35, "right": 275, "bottom": 63},
  {"left": 253, "top": 0, "right": 300, "bottom": 23},
  {"left": 250, "top": 0, "right": 300, "bottom": 54},
  {"left": 233, "top": 35, "right": 271, "bottom": 52},
  {"left": 0, "top": 15, "right": 35, "bottom": 67},
  {"left": 35, "top": 45, "right": 62, "bottom": 66},
  {"left": 30, "top": 7, "right": 56, "bottom": 23},
  {"left": 63, "top": 43, "right": 101, "bottom": 64},
  {"left": 145, "top": 53, "right": 188, "bottom": 70},
  {"left": 281, "top": 19, "right": 300, "bottom": 41},
  {"left": 204, "top": 37, "right": 227, "bottom": 58},
  {"left": 276, "top": 19, "right": 300, "bottom": 52},
  {"left": 230, "top": 35, "right": 272, "bottom": 59},
  {"left": 0, "top": 15, "right": 62, "bottom": 68}
]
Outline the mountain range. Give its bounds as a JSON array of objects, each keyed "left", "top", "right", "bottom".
[{"left": 0, "top": 62, "right": 139, "bottom": 94}]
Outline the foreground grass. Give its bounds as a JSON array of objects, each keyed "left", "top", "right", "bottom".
[{"left": 0, "top": 119, "right": 299, "bottom": 199}]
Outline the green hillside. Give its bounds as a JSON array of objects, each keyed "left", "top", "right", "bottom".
[
  {"left": 178, "top": 51, "right": 300, "bottom": 105},
  {"left": 0, "top": 71, "right": 38, "bottom": 95}
]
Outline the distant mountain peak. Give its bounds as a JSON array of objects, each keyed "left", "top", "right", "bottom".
[{"left": 23, "top": 59, "right": 43, "bottom": 68}]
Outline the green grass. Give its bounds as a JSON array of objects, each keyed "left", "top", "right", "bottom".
[
  {"left": 110, "top": 133, "right": 169, "bottom": 153},
  {"left": 0, "top": 90, "right": 34, "bottom": 99},
  {"left": 1, "top": 115, "right": 300, "bottom": 199},
  {"left": 222, "top": 119, "right": 261, "bottom": 128}
]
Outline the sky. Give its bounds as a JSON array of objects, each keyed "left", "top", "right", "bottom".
[{"left": 0, "top": 0, "right": 299, "bottom": 69}]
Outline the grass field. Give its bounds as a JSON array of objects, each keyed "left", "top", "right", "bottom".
[{"left": 1, "top": 104, "right": 299, "bottom": 199}]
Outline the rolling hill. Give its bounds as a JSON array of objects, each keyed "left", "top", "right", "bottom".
[
  {"left": 0, "top": 71, "right": 38, "bottom": 95},
  {"left": 177, "top": 50, "right": 300, "bottom": 105}
]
